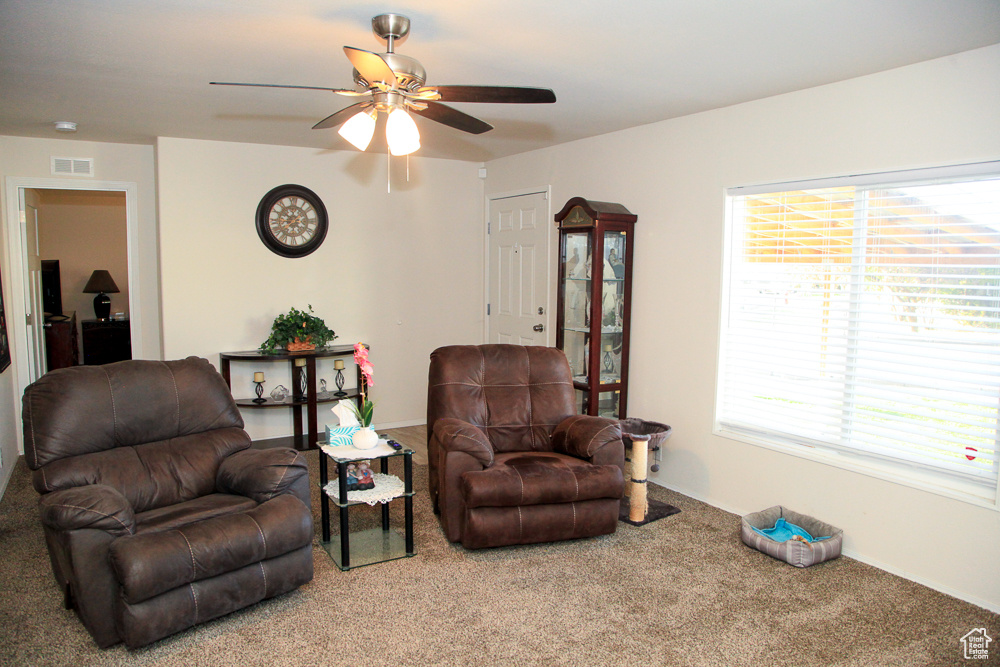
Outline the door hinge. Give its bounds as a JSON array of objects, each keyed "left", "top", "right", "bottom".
[
  {"left": 487, "top": 303, "right": 491, "bottom": 316},
  {"left": 487, "top": 221, "right": 491, "bottom": 234}
]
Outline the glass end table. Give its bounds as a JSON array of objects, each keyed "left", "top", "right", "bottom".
[{"left": 318, "top": 440, "right": 415, "bottom": 570}]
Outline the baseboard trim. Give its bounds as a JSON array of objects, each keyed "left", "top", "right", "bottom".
[
  {"left": 650, "top": 478, "right": 1000, "bottom": 615},
  {"left": 375, "top": 419, "right": 425, "bottom": 431}
]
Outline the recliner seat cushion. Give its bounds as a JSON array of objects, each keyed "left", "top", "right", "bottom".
[
  {"left": 134, "top": 493, "right": 257, "bottom": 535},
  {"left": 461, "top": 451, "right": 624, "bottom": 508},
  {"left": 110, "top": 494, "right": 311, "bottom": 604}
]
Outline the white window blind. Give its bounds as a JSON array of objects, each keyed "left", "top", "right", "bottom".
[{"left": 717, "top": 164, "right": 1000, "bottom": 502}]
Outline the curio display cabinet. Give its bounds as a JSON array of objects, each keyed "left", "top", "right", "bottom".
[{"left": 554, "top": 197, "right": 637, "bottom": 418}]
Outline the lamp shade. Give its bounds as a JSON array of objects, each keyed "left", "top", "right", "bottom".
[
  {"left": 338, "top": 110, "right": 377, "bottom": 151},
  {"left": 83, "top": 270, "right": 120, "bottom": 294},
  {"left": 385, "top": 108, "right": 420, "bottom": 156}
]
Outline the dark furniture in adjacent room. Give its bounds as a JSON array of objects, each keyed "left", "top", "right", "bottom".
[
  {"left": 426, "top": 344, "right": 626, "bottom": 549},
  {"left": 43, "top": 311, "right": 78, "bottom": 370},
  {"left": 40, "top": 259, "right": 63, "bottom": 316},
  {"left": 21, "top": 357, "right": 314, "bottom": 648},
  {"left": 81, "top": 318, "right": 131, "bottom": 365}
]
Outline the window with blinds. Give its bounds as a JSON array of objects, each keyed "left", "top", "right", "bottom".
[{"left": 717, "top": 163, "right": 1000, "bottom": 503}]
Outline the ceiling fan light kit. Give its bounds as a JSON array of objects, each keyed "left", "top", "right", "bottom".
[
  {"left": 211, "top": 13, "right": 556, "bottom": 159},
  {"left": 385, "top": 107, "right": 420, "bottom": 156},
  {"left": 337, "top": 108, "right": 377, "bottom": 151}
]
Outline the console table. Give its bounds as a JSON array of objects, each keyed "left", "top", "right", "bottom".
[{"left": 220, "top": 345, "right": 365, "bottom": 450}]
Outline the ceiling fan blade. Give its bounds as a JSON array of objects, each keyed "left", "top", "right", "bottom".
[
  {"left": 343, "top": 46, "right": 396, "bottom": 85},
  {"left": 312, "top": 103, "right": 367, "bottom": 130},
  {"left": 424, "top": 85, "right": 556, "bottom": 104},
  {"left": 411, "top": 102, "right": 493, "bottom": 135},
  {"left": 210, "top": 81, "right": 360, "bottom": 95}
]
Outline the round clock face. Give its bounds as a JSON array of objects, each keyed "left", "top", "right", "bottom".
[{"left": 255, "top": 184, "right": 329, "bottom": 258}]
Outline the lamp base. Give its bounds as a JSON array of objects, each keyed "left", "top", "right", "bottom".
[{"left": 93, "top": 293, "right": 111, "bottom": 320}]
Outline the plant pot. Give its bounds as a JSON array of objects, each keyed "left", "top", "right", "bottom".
[
  {"left": 352, "top": 427, "right": 379, "bottom": 450},
  {"left": 286, "top": 337, "right": 316, "bottom": 352}
]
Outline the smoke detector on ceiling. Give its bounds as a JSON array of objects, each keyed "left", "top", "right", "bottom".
[{"left": 53, "top": 121, "right": 77, "bottom": 132}]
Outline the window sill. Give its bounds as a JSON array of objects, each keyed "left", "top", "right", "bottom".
[{"left": 713, "top": 424, "right": 999, "bottom": 511}]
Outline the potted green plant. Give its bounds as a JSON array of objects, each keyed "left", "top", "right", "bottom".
[{"left": 259, "top": 305, "right": 337, "bottom": 354}]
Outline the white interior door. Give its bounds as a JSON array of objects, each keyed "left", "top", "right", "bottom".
[
  {"left": 20, "top": 193, "right": 46, "bottom": 380},
  {"left": 487, "top": 191, "right": 550, "bottom": 345}
]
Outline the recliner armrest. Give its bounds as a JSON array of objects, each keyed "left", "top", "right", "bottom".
[
  {"left": 39, "top": 484, "right": 135, "bottom": 536},
  {"left": 217, "top": 447, "right": 309, "bottom": 505},
  {"left": 433, "top": 418, "right": 495, "bottom": 468},
  {"left": 552, "top": 415, "right": 623, "bottom": 465}
]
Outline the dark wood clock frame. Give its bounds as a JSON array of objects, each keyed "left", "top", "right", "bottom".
[{"left": 256, "top": 184, "right": 329, "bottom": 258}]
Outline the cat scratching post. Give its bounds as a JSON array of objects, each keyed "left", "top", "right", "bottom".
[
  {"left": 618, "top": 418, "right": 680, "bottom": 526},
  {"left": 628, "top": 433, "right": 651, "bottom": 522}
]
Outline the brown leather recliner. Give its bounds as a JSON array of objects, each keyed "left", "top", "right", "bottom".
[
  {"left": 427, "top": 344, "right": 625, "bottom": 549},
  {"left": 21, "top": 357, "right": 314, "bottom": 649}
]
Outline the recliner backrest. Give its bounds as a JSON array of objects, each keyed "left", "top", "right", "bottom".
[
  {"left": 427, "top": 345, "right": 576, "bottom": 453},
  {"left": 22, "top": 357, "right": 249, "bottom": 510}
]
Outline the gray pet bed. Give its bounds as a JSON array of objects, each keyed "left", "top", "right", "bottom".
[{"left": 741, "top": 506, "right": 843, "bottom": 568}]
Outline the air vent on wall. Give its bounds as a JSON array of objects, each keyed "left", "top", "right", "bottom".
[{"left": 51, "top": 157, "right": 94, "bottom": 177}]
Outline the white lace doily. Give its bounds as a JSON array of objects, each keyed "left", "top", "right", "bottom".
[{"left": 323, "top": 473, "right": 405, "bottom": 506}]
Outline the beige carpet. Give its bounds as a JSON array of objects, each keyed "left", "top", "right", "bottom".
[{"left": 1, "top": 427, "right": 997, "bottom": 667}]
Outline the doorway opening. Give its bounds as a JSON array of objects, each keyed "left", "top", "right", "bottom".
[{"left": 3, "top": 176, "right": 142, "bottom": 454}]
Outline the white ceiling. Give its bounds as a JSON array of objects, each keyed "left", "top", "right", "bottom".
[{"left": 1, "top": 0, "right": 999, "bottom": 162}]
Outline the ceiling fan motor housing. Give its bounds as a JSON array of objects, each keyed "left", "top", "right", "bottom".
[{"left": 353, "top": 52, "right": 426, "bottom": 91}]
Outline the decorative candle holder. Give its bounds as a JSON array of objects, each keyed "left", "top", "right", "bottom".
[
  {"left": 252, "top": 371, "right": 267, "bottom": 404},
  {"left": 333, "top": 359, "right": 348, "bottom": 397},
  {"left": 295, "top": 357, "right": 307, "bottom": 398},
  {"left": 603, "top": 344, "right": 614, "bottom": 373}
]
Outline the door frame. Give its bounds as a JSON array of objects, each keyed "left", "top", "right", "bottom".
[
  {"left": 3, "top": 176, "right": 141, "bottom": 453},
  {"left": 483, "top": 186, "right": 554, "bottom": 345}
]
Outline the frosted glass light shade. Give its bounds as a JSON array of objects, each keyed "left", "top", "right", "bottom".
[
  {"left": 386, "top": 108, "right": 420, "bottom": 156},
  {"left": 338, "top": 110, "right": 377, "bottom": 151}
]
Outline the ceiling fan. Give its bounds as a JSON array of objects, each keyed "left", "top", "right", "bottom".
[{"left": 211, "top": 13, "right": 556, "bottom": 156}]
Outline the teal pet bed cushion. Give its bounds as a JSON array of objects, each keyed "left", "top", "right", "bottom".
[{"left": 741, "top": 506, "right": 843, "bottom": 568}]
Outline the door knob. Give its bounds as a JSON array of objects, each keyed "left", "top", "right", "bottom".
[{"left": 533, "top": 324, "right": 544, "bottom": 332}]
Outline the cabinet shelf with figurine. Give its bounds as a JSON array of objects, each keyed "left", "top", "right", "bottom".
[{"left": 555, "top": 197, "right": 637, "bottom": 419}]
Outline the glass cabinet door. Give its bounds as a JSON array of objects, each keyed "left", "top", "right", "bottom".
[
  {"left": 599, "top": 230, "right": 626, "bottom": 387},
  {"left": 561, "top": 231, "right": 592, "bottom": 382}
]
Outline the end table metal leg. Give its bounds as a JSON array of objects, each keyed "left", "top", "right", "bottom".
[
  {"left": 405, "top": 494, "right": 414, "bottom": 555},
  {"left": 405, "top": 451, "right": 414, "bottom": 554},
  {"left": 320, "top": 454, "right": 330, "bottom": 542},
  {"left": 380, "top": 455, "right": 390, "bottom": 530},
  {"left": 338, "top": 460, "right": 350, "bottom": 569}
]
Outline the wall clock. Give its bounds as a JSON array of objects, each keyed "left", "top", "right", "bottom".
[{"left": 256, "top": 184, "right": 329, "bottom": 258}]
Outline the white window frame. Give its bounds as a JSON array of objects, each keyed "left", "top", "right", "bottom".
[{"left": 716, "top": 161, "right": 1000, "bottom": 509}]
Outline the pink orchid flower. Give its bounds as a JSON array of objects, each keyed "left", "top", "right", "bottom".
[
  {"left": 354, "top": 342, "right": 374, "bottom": 387},
  {"left": 360, "top": 362, "right": 374, "bottom": 387}
]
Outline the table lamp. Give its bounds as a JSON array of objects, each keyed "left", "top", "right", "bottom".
[{"left": 82, "top": 270, "right": 120, "bottom": 320}]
